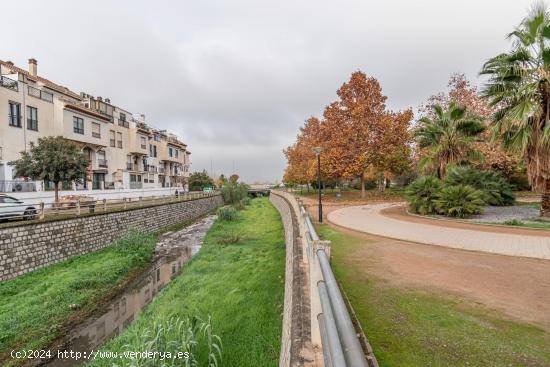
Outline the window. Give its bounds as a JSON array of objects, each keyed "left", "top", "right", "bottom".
[
  {"left": 110, "top": 130, "right": 116, "bottom": 147},
  {"left": 118, "top": 112, "right": 128, "bottom": 127},
  {"left": 153, "top": 145, "right": 157, "bottom": 157},
  {"left": 73, "top": 116, "right": 84, "bottom": 134},
  {"left": 117, "top": 132, "right": 123, "bottom": 148},
  {"left": 169, "top": 147, "right": 173, "bottom": 157},
  {"left": 140, "top": 136, "right": 146, "bottom": 149},
  {"left": 154, "top": 133, "right": 160, "bottom": 142},
  {"left": 92, "top": 122, "right": 101, "bottom": 138},
  {"left": 27, "top": 106, "right": 38, "bottom": 131},
  {"left": 175, "top": 149, "right": 179, "bottom": 158},
  {"left": 8, "top": 101, "right": 21, "bottom": 127}
]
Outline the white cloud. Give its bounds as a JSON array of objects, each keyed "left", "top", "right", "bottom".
[{"left": 0, "top": 0, "right": 533, "bottom": 182}]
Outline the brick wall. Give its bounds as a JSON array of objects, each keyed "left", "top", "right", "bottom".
[{"left": 0, "top": 194, "right": 223, "bottom": 281}]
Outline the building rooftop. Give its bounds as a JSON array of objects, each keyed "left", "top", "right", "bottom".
[{"left": 0, "top": 59, "right": 82, "bottom": 100}]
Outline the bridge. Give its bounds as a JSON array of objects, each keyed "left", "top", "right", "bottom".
[{"left": 248, "top": 184, "right": 272, "bottom": 197}]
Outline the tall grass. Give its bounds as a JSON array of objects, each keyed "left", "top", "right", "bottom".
[
  {"left": 87, "top": 198, "right": 285, "bottom": 367},
  {"left": 0, "top": 231, "right": 157, "bottom": 366},
  {"left": 113, "top": 316, "right": 222, "bottom": 367}
]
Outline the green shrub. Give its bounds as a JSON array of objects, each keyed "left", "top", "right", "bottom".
[
  {"left": 405, "top": 176, "right": 442, "bottom": 215},
  {"left": 221, "top": 182, "right": 250, "bottom": 204},
  {"left": 504, "top": 219, "right": 524, "bottom": 226},
  {"left": 444, "top": 166, "right": 515, "bottom": 206},
  {"left": 242, "top": 197, "right": 251, "bottom": 206},
  {"left": 233, "top": 201, "right": 246, "bottom": 211},
  {"left": 217, "top": 206, "right": 238, "bottom": 221},
  {"left": 434, "top": 184, "right": 485, "bottom": 218}
]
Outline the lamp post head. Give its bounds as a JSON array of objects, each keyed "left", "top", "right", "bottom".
[{"left": 313, "top": 147, "right": 322, "bottom": 155}]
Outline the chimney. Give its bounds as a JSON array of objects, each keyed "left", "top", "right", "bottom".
[
  {"left": 28, "top": 58, "right": 37, "bottom": 76},
  {"left": 105, "top": 98, "right": 110, "bottom": 103},
  {"left": 97, "top": 96, "right": 103, "bottom": 101}
]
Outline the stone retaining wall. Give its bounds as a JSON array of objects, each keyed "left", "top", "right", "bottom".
[
  {"left": 271, "top": 191, "right": 321, "bottom": 367},
  {"left": 0, "top": 194, "right": 223, "bottom": 281}
]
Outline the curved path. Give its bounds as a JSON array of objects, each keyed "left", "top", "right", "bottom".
[{"left": 327, "top": 203, "right": 550, "bottom": 260}]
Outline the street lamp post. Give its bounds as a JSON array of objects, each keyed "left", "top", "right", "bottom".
[{"left": 313, "top": 147, "right": 323, "bottom": 223}]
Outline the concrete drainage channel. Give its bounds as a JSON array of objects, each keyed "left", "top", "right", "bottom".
[
  {"left": 41, "top": 215, "right": 216, "bottom": 367},
  {"left": 271, "top": 190, "right": 378, "bottom": 367}
]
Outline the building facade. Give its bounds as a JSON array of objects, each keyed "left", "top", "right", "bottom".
[{"left": 0, "top": 58, "right": 191, "bottom": 192}]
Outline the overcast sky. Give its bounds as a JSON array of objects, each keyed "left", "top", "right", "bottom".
[{"left": 0, "top": 0, "right": 534, "bottom": 182}]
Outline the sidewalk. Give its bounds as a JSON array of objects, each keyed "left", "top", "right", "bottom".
[{"left": 327, "top": 203, "right": 550, "bottom": 260}]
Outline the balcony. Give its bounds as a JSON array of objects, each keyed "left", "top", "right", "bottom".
[
  {"left": 0, "top": 76, "right": 18, "bottom": 91},
  {"left": 145, "top": 165, "right": 157, "bottom": 173},
  {"left": 28, "top": 85, "right": 53, "bottom": 103},
  {"left": 92, "top": 132, "right": 101, "bottom": 139},
  {"left": 126, "top": 163, "right": 138, "bottom": 171},
  {"left": 97, "top": 159, "right": 108, "bottom": 168},
  {"left": 158, "top": 167, "right": 165, "bottom": 174}
]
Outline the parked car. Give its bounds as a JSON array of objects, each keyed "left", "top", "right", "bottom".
[{"left": 0, "top": 194, "right": 37, "bottom": 221}]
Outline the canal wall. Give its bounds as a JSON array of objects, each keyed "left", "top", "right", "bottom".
[{"left": 0, "top": 194, "right": 223, "bottom": 281}]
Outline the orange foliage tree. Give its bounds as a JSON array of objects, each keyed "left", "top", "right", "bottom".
[{"left": 284, "top": 71, "right": 413, "bottom": 196}]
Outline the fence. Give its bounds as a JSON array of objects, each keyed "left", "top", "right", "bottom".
[
  {"left": 298, "top": 197, "right": 378, "bottom": 367},
  {"left": 0, "top": 191, "right": 217, "bottom": 223}
]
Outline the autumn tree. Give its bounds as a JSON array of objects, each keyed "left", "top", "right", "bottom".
[{"left": 284, "top": 71, "right": 413, "bottom": 196}]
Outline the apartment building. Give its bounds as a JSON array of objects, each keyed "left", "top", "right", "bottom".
[{"left": 0, "top": 58, "right": 191, "bottom": 192}]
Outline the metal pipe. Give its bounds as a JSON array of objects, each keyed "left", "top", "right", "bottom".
[
  {"left": 305, "top": 214, "right": 320, "bottom": 241},
  {"left": 318, "top": 281, "right": 347, "bottom": 367},
  {"left": 318, "top": 314, "right": 333, "bottom": 367},
  {"left": 317, "top": 249, "right": 369, "bottom": 367}
]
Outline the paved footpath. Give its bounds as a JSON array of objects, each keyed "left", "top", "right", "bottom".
[{"left": 327, "top": 203, "right": 550, "bottom": 260}]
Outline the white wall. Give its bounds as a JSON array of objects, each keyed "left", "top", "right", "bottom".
[{"left": 8, "top": 186, "right": 188, "bottom": 205}]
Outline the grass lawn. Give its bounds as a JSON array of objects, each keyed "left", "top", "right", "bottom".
[
  {"left": 0, "top": 231, "right": 157, "bottom": 366},
  {"left": 87, "top": 197, "right": 285, "bottom": 367},
  {"left": 317, "top": 224, "right": 550, "bottom": 367}
]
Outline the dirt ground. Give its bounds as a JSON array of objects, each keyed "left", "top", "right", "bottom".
[{"left": 302, "top": 197, "right": 550, "bottom": 331}]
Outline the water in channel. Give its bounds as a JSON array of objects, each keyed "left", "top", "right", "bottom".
[{"left": 41, "top": 215, "right": 216, "bottom": 367}]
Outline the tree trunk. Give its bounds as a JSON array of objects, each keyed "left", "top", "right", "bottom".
[
  {"left": 360, "top": 175, "right": 366, "bottom": 198},
  {"left": 541, "top": 180, "right": 550, "bottom": 217},
  {"left": 54, "top": 181, "right": 60, "bottom": 205}
]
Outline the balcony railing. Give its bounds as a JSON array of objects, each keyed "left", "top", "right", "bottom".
[
  {"left": 97, "top": 159, "right": 108, "bottom": 168},
  {"left": 129, "top": 182, "right": 143, "bottom": 189},
  {"left": 126, "top": 163, "right": 138, "bottom": 171},
  {"left": 140, "top": 144, "right": 147, "bottom": 150},
  {"left": 28, "top": 85, "right": 53, "bottom": 103},
  {"left": 0, "top": 76, "right": 18, "bottom": 91},
  {"left": 92, "top": 132, "right": 101, "bottom": 139},
  {"left": 118, "top": 119, "right": 129, "bottom": 128},
  {"left": 158, "top": 167, "right": 165, "bottom": 174},
  {"left": 145, "top": 166, "right": 157, "bottom": 173}
]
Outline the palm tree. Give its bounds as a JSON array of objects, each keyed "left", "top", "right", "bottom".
[
  {"left": 480, "top": 3, "right": 550, "bottom": 216},
  {"left": 414, "top": 102, "right": 485, "bottom": 178}
]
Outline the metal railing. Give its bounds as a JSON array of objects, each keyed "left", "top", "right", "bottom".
[
  {"left": 0, "top": 191, "right": 217, "bottom": 224},
  {"left": 129, "top": 182, "right": 143, "bottom": 189},
  {"left": 299, "top": 200, "right": 377, "bottom": 367},
  {"left": 97, "top": 159, "right": 108, "bottom": 168},
  {"left": 0, "top": 180, "right": 38, "bottom": 193},
  {"left": 28, "top": 85, "right": 53, "bottom": 102},
  {"left": 0, "top": 75, "right": 18, "bottom": 91}
]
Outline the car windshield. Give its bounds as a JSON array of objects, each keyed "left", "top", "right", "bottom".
[{"left": 2, "top": 197, "right": 20, "bottom": 203}]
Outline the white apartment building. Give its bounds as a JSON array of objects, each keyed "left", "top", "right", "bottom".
[{"left": 0, "top": 58, "right": 191, "bottom": 192}]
